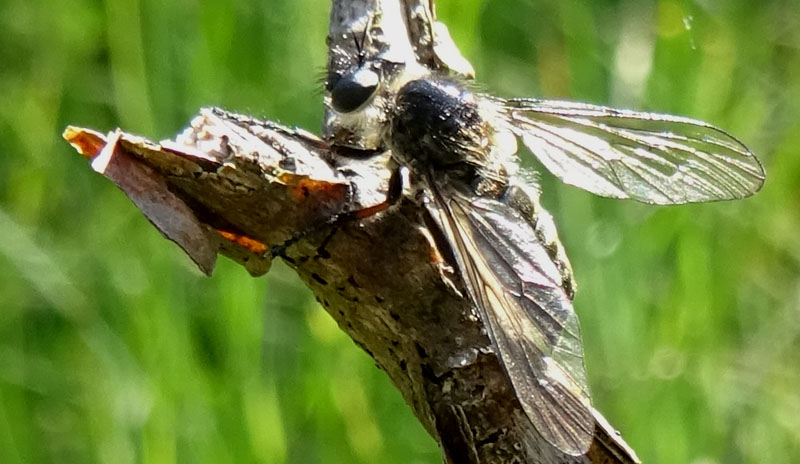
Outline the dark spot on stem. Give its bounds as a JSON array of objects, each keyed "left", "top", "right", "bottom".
[{"left": 311, "top": 273, "right": 328, "bottom": 285}]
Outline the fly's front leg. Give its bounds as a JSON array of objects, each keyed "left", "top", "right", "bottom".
[{"left": 269, "top": 165, "right": 406, "bottom": 258}]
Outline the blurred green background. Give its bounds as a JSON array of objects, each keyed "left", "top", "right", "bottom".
[{"left": 1, "top": 0, "right": 798, "bottom": 462}]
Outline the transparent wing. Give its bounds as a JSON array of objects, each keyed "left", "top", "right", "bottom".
[
  {"left": 504, "top": 98, "right": 765, "bottom": 204},
  {"left": 425, "top": 180, "right": 594, "bottom": 455}
]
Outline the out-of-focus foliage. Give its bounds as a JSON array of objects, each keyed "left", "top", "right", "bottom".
[{"left": 0, "top": 0, "right": 797, "bottom": 463}]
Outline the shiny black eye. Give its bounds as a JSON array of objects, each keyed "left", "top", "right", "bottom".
[{"left": 330, "top": 67, "right": 380, "bottom": 113}]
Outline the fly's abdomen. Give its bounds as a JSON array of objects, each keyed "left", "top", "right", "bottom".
[{"left": 501, "top": 182, "right": 577, "bottom": 299}]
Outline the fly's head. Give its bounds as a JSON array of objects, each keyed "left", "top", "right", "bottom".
[
  {"left": 324, "top": 27, "right": 517, "bottom": 182},
  {"left": 323, "top": 19, "right": 428, "bottom": 152},
  {"left": 328, "top": 63, "right": 518, "bottom": 177},
  {"left": 324, "top": 56, "right": 415, "bottom": 151},
  {"left": 327, "top": 62, "right": 381, "bottom": 115}
]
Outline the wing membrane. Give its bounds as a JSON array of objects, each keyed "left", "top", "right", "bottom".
[
  {"left": 425, "top": 180, "right": 594, "bottom": 455},
  {"left": 504, "top": 99, "right": 765, "bottom": 204}
]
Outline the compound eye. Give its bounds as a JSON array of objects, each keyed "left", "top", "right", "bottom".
[{"left": 330, "top": 67, "right": 380, "bottom": 113}]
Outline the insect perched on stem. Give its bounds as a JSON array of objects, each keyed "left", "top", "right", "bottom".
[{"left": 324, "top": 27, "right": 765, "bottom": 456}]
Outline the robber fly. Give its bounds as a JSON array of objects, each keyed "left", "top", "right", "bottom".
[{"left": 324, "top": 30, "right": 765, "bottom": 456}]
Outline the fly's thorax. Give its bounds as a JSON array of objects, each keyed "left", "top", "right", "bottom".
[{"left": 388, "top": 77, "right": 508, "bottom": 171}]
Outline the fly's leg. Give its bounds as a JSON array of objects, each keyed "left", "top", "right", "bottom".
[
  {"left": 269, "top": 166, "right": 406, "bottom": 258},
  {"left": 270, "top": 165, "right": 466, "bottom": 299}
]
